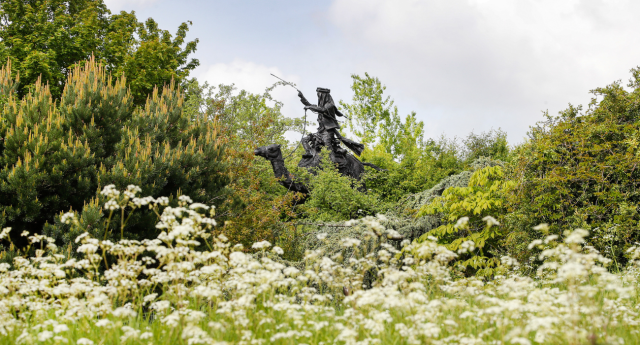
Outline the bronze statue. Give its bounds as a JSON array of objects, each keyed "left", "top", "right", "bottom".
[
  {"left": 298, "top": 88, "right": 364, "bottom": 157},
  {"left": 255, "top": 82, "right": 383, "bottom": 197}
]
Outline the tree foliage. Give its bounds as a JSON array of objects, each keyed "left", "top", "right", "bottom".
[
  {"left": 417, "top": 164, "right": 515, "bottom": 276},
  {"left": 339, "top": 72, "right": 425, "bottom": 158},
  {"left": 182, "top": 80, "right": 306, "bottom": 247},
  {"left": 0, "top": 0, "right": 198, "bottom": 104},
  {"left": 297, "top": 149, "right": 383, "bottom": 222},
  {"left": 0, "top": 59, "right": 230, "bottom": 245},
  {"left": 506, "top": 68, "right": 640, "bottom": 266},
  {"left": 461, "top": 129, "right": 510, "bottom": 163},
  {"left": 338, "top": 73, "right": 513, "bottom": 207}
]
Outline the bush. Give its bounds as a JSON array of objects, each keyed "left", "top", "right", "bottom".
[
  {"left": 297, "top": 149, "right": 383, "bottom": 222},
  {"left": 506, "top": 68, "right": 640, "bottom": 266},
  {"left": 0, "top": 59, "right": 230, "bottom": 246},
  {"left": 362, "top": 136, "right": 465, "bottom": 203},
  {"left": 416, "top": 160, "right": 514, "bottom": 276}
]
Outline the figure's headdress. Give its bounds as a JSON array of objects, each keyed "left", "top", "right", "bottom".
[{"left": 316, "top": 87, "right": 330, "bottom": 93}]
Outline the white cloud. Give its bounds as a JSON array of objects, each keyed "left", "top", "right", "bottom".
[
  {"left": 329, "top": 0, "right": 640, "bottom": 141},
  {"left": 195, "top": 60, "right": 307, "bottom": 142}
]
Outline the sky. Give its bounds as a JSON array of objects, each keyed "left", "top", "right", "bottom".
[{"left": 105, "top": 0, "right": 640, "bottom": 144}]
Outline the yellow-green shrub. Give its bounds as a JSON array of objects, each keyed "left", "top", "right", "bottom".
[{"left": 416, "top": 164, "right": 515, "bottom": 276}]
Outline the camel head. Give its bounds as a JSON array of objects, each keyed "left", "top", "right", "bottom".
[{"left": 254, "top": 144, "right": 283, "bottom": 161}]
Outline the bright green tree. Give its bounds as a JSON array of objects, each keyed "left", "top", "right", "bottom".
[
  {"left": 0, "top": 59, "right": 230, "bottom": 245},
  {"left": 417, "top": 164, "right": 515, "bottom": 276},
  {"left": 507, "top": 67, "right": 640, "bottom": 265},
  {"left": 461, "top": 129, "right": 510, "bottom": 163},
  {"left": 0, "top": 0, "right": 198, "bottom": 104},
  {"left": 339, "top": 72, "right": 425, "bottom": 158},
  {"left": 339, "top": 73, "right": 465, "bottom": 203}
]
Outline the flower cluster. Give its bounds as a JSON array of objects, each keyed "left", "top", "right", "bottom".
[{"left": 0, "top": 187, "right": 638, "bottom": 344}]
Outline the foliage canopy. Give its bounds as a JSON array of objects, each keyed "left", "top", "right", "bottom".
[
  {"left": 0, "top": 59, "right": 230, "bottom": 245},
  {"left": 506, "top": 68, "right": 640, "bottom": 266},
  {"left": 0, "top": 0, "right": 199, "bottom": 104}
]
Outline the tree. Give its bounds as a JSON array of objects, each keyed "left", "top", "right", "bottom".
[
  {"left": 339, "top": 73, "right": 465, "bottom": 204},
  {"left": 461, "top": 129, "right": 510, "bottom": 163},
  {"left": 0, "top": 59, "right": 230, "bottom": 245},
  {"left": 417, "top": 163, "right": 515, "bottom": 276},
  {"left": 182, "top": 80, "right": 306, "bottom": 247},
  {"left": 506, "top": 67, "right": 640, "bottom": 266},
  {"left": 0, "top": 0, "right": 198, "bottom": 104},
  {"left": 339, "top": 72, "right": 425, "bottom": 158}
]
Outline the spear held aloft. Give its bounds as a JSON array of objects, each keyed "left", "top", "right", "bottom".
[
  {"left": 270, "top": 73, "right": 350, "bottom": 120},
  {"left": 270, "top": 73, "right": 301, "bottom": 92}
]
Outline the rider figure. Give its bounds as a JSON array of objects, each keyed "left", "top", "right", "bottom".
[{"left": 298, "top": 87, "right": 348, "bottom": 155}]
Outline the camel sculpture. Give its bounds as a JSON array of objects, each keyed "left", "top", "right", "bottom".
[
  {"left": 254, "top": 135, "right": 384, "bottom": 197},
  {"left": 255, "top": 84, "right": 384, "bottom": 198}
]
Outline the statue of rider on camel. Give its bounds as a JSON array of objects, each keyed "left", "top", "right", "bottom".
[
  {"left": 297, "top": 87, "right": 364, "bottom": 164},
  {"left": 254, "top": 80, "right": 383, "bottom": 197}
]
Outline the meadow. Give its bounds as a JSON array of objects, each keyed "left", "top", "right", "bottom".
[{"left": 0, "top": 185, "right": 638, "bottom": 345}]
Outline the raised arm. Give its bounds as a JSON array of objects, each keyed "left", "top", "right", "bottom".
[{"left": 298, "top": 91, "right": 312, "bottom": 107}]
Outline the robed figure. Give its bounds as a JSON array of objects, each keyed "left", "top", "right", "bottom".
[{"left": 298, "top": 87, "right": 364, "bottom": 157}]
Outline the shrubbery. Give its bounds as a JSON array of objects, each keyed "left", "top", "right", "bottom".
[
  {"left": 506, "top": 68, "right": 640, "bottom": 266},
  {"left": 417, "top": 162, "right": 515, "bottom": 276},
  {"left": 0, "top": 59, "right": 230, "bottom": 246}
]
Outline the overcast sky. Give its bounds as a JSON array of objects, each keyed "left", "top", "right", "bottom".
[{"left": 105, "top": 0, "right": 640, "bottom": 144}]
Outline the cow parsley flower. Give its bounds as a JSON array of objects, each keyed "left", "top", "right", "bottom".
[{"left": 252, "top": 241, "right": 271, "bottom": 250}]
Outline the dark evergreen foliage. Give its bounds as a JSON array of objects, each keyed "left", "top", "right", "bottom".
[{"left": 0, "top": 59, "right": 230, "bottom": 245}]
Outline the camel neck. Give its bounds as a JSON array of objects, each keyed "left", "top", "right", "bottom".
[{"left": 270, "top": 158, "right": 289, "bottom": 179}]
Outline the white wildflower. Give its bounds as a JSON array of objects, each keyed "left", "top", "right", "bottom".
[
  {"left": 533, "top": 223, "right": 549, "bottom": 232},
  {"left": 178, "top": 195, "right": 193, "bottom": 205},
  {"left": 37, "top": 331, "right": 53, "bottom": 342},
  {"left": 53, "top": 324, "right": 69, "bottom": 334},
  {"left": 544, "top": 234, "right": 559, "bottom": 244},
  {"left": 482, "top": 215, "right": 500, "bottom": 226},
  {"left": 565, "top": 229, "right": 589, "bottom": 244},
  {"left": 528, "top": 239, "right": 543, "bottom": 250},
  {"left": 112, "top": 307, "right": 137, "bottom": 318},
  {"left": 189, "top": 203, "right": 210, "bottom": 210},
  {"left": 341, "top": 238, "right": 361, "bottom": 247},
  {"left": 104, "top": 199, "right": 120, "bottom": 211},
  {"left": 100, "top": 184, "right": 119, "bottom": 198},
  {"left": 454, "top": 216, "right": 469, "bottom": 229},
  {"left": 0, "top": 227, "right": 10, "bottom": 240},
  {"left": 60, "top": 212, "right": 77, "bottom": 224},
  {"left": 252, "top": 241, "right": 271, "bottom": 250},
  {"left": 95, "top": 319, "right": 113, "bottom": 328}
]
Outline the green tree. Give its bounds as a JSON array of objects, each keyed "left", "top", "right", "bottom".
[
  {"left": 417, "top": 164, "right": 515, "bottom": 276},
  {"left": 339, "top": 72, "right": 425, "bottom": 158},
  {"left": 182, "top": 80, "right": 306, "bottom": 247},
  {"left": 339, "top": 73, "right": 465, "bottom": 203},
  {"left": 0, "top": 0, "right": 198, "bottom": 104},
  {"left": 507, "top": 67, "right": 640, "bottom": 266},
  {"left": 462, "top": 129, "right": 510, "bottom": 163},
  {"left": 0, "top": 59, "right": 230, "bottom": 245}
]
